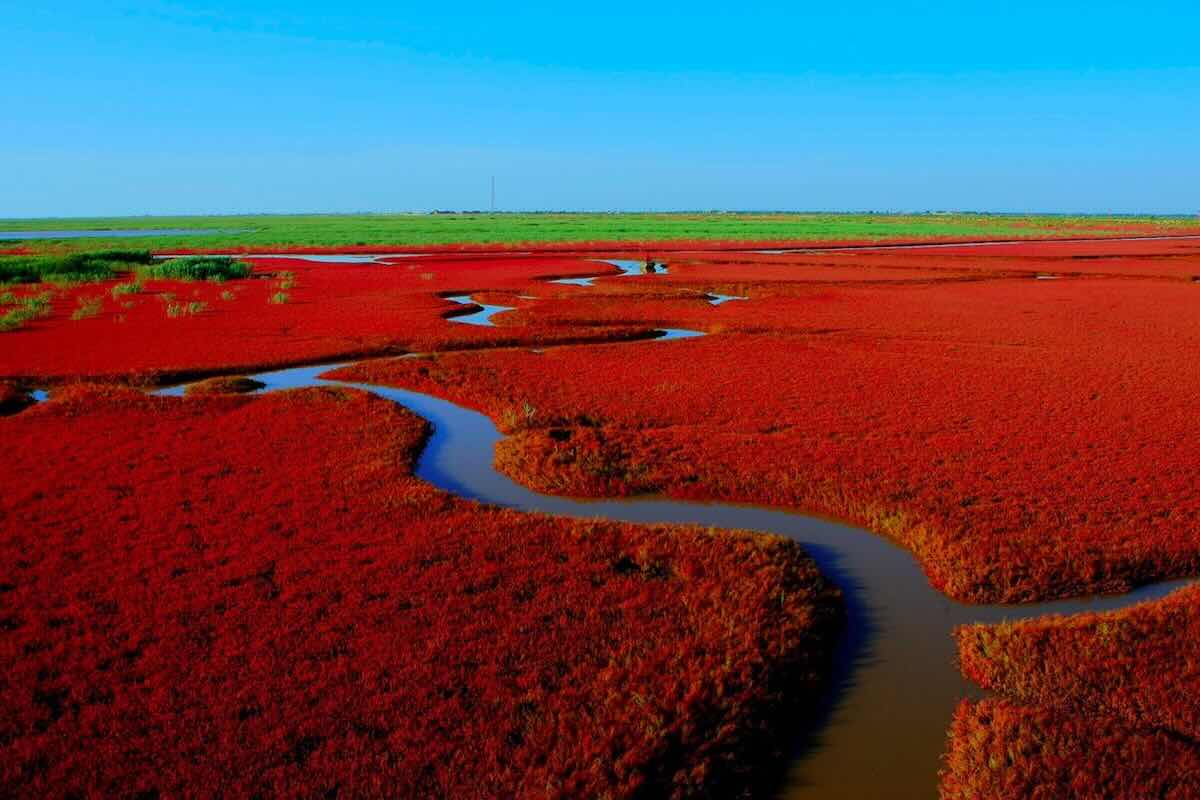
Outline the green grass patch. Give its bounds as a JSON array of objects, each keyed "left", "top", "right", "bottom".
[
  {"left": 0, "top": 292, "right": 54, "bottom": 331},
  {"left": 110, "top": 279, "right": 143, "bottom": 297},
  {"left": 3, "top": 213, "right": 1198, "bottom": 254},
  {"left": 165, "top": 300, "right": 208, "bottom": 318},
  {"left": 137, "top": 256, "right": 252, "bottom": 282},
  {"left": 0, "top": 250, "right": 154, "bottom": 285}
]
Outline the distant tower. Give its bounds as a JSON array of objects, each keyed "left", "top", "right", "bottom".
[{"left": 490, "top": 176, "right": 496, "bottom": 213}]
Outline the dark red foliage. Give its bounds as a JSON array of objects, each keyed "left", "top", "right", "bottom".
[
  {"left": 944, "top": 586, "right": 1200, "bottom": 796},
  {"left": 957, "top": 584, "right": 1200, "bottom": 723},
  {"left": 330, "top": 239, "right": 1200, "bottom": 602},
  {"left": 0, "top": 387, "right": 840, "bottom": 798},
  {"left": 940, "top": 699, "right": 1200, "bottom": 799}
]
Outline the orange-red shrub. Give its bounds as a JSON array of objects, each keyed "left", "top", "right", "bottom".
[
  {"left": 329, "top": 241, "right": 1200, "bottom": 602},
  {"left": 0, "top": 388, "right": 840, "bottom": 798},
  {"left": 940, "top": 698, "right": 1200, "bottom": 799},
  {"left": 956, "top": 584, "right": 1200, "bottom": 738},
  {"left": 944, "top": 584, "right": 1200, "bottom": 797}
]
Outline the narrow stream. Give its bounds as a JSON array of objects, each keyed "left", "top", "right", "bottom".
[
  {"left": 444, "top": 295, "right": 515, "bottom": 326},
  {"left": 149, "top": 350, "right": 1190, "bottom": 799},
  {"left": 549, "top": 259, "right": 667, "bottom": 286}
]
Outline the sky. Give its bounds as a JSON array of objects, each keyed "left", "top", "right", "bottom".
[{"left": 2, "top": 1, "right": 1198, "bottom": 216}]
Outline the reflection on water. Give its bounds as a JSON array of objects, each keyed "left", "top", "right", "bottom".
[
  {"left": 549, "top": 260, "right": 669, "bottom": 287},
  {"left": 708, "top": 293, "right": 747, "bottom": 306},
  {"left": 605, "top": 259, "right": 669, "bottom": 276},
  {"left": 444, "top": 295, "right": 515, "bottom": 326}
]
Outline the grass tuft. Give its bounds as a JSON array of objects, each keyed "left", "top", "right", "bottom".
[
  {"left": 71, "top": 295, "right": 104, "bottom": 320},
  {"left": 110, "top": 279, "right": 143, "bottom": 297},
  {"left": 0, "top": 292, "right": 54, "bottom": 331},
  {"left": 165, "top": 300, "right": 209, "bottom": 318},
  {"left": 138, "top": 256, "right": 252, "bottom": 282}
]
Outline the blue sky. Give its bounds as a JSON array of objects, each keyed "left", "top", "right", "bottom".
[{"left": 3, "top": 1, "right": 1198, "bottom": 216}]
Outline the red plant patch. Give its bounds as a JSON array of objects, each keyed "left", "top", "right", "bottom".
[
  {"left": 940, "top": 698, "right": 1200, "bottom": 799},
  {"left": 329, "top": 248, "right": 1200, "bottom": 602},
  {"left": 944, "top": 586, "right": 1200, "bottom": 797},
  {"left": 956, "top": 584, "right": 1200, "bottom": 738},
  {"left": 0, "top": 387, "right": 840, "bottom": 798},
  {"left": 667, "top": 237, "right": 1200, "bottom": 285},
  {"left": 0, "top": 256, "right": 651, "bottom": 384}
]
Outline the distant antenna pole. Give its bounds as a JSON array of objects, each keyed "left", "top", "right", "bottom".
[{"left": 490, "top": 176, "right": 496, "bottom": 213}]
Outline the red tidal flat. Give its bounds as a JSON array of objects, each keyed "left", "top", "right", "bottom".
[
  {"left": 0, "top": 387, "right": 840, "bottom": 798},
  {"left": 943, "top": 586, "right": 1200, "bottom": 797},
  {"left": 330, "top": 241, "right": 1200, "bottom": 602},
  {"left": 678, "top": 237, "right": 1200, "bottom": 282},
  {"left": 0, "top": 256, "right": 648, "bottom": 384}
]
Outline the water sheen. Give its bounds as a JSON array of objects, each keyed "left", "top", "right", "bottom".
[
  {"left": 549, "top": 260, "right": 668, "bottom": 286},
  {"left": 444, "top": 295, "right": 515, "bottom": 327},
  {"left": 148, "top": 349, "right": 1191, "bottom": 799},
  {"left": 708, "top": 293, "right": 748, "bottom": 306}
]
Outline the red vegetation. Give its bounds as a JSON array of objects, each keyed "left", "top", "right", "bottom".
[
  {"left": 940, "top": 698, "right": 1200, "bottom": 799},
  {"left": 677, "top": 236, "right": 1200, "bottom": 282},
  {"left": 0, "top": 387, "right": 840, "bottom": 797},
  {"left": 8, "top": 234, "right": 1200, "bottom": 793},
  {"left": 957, "top": 584, "right": 1200, "bottom": 738},
  {"left": 943, "top": 586, "right": 1200, "bottom": 797},
  {"left": 330, "top": 238, "right": 1200, "bottom": 602},
  {"left": 0, "top": 256, "right": 651, "bottom": 384}
]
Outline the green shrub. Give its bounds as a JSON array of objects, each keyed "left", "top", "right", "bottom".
[
  {"left": 138, "top": 256, "right": 252, "bottom": 282},
  {"left": 269, "top": 291, "right": 290, "bottom": 304},
  {"left": 111, "top": 279, "right": 143, "bottom": 297},
  {"left": 0, "top": 250, "right": 154, "bottom": 285}
]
